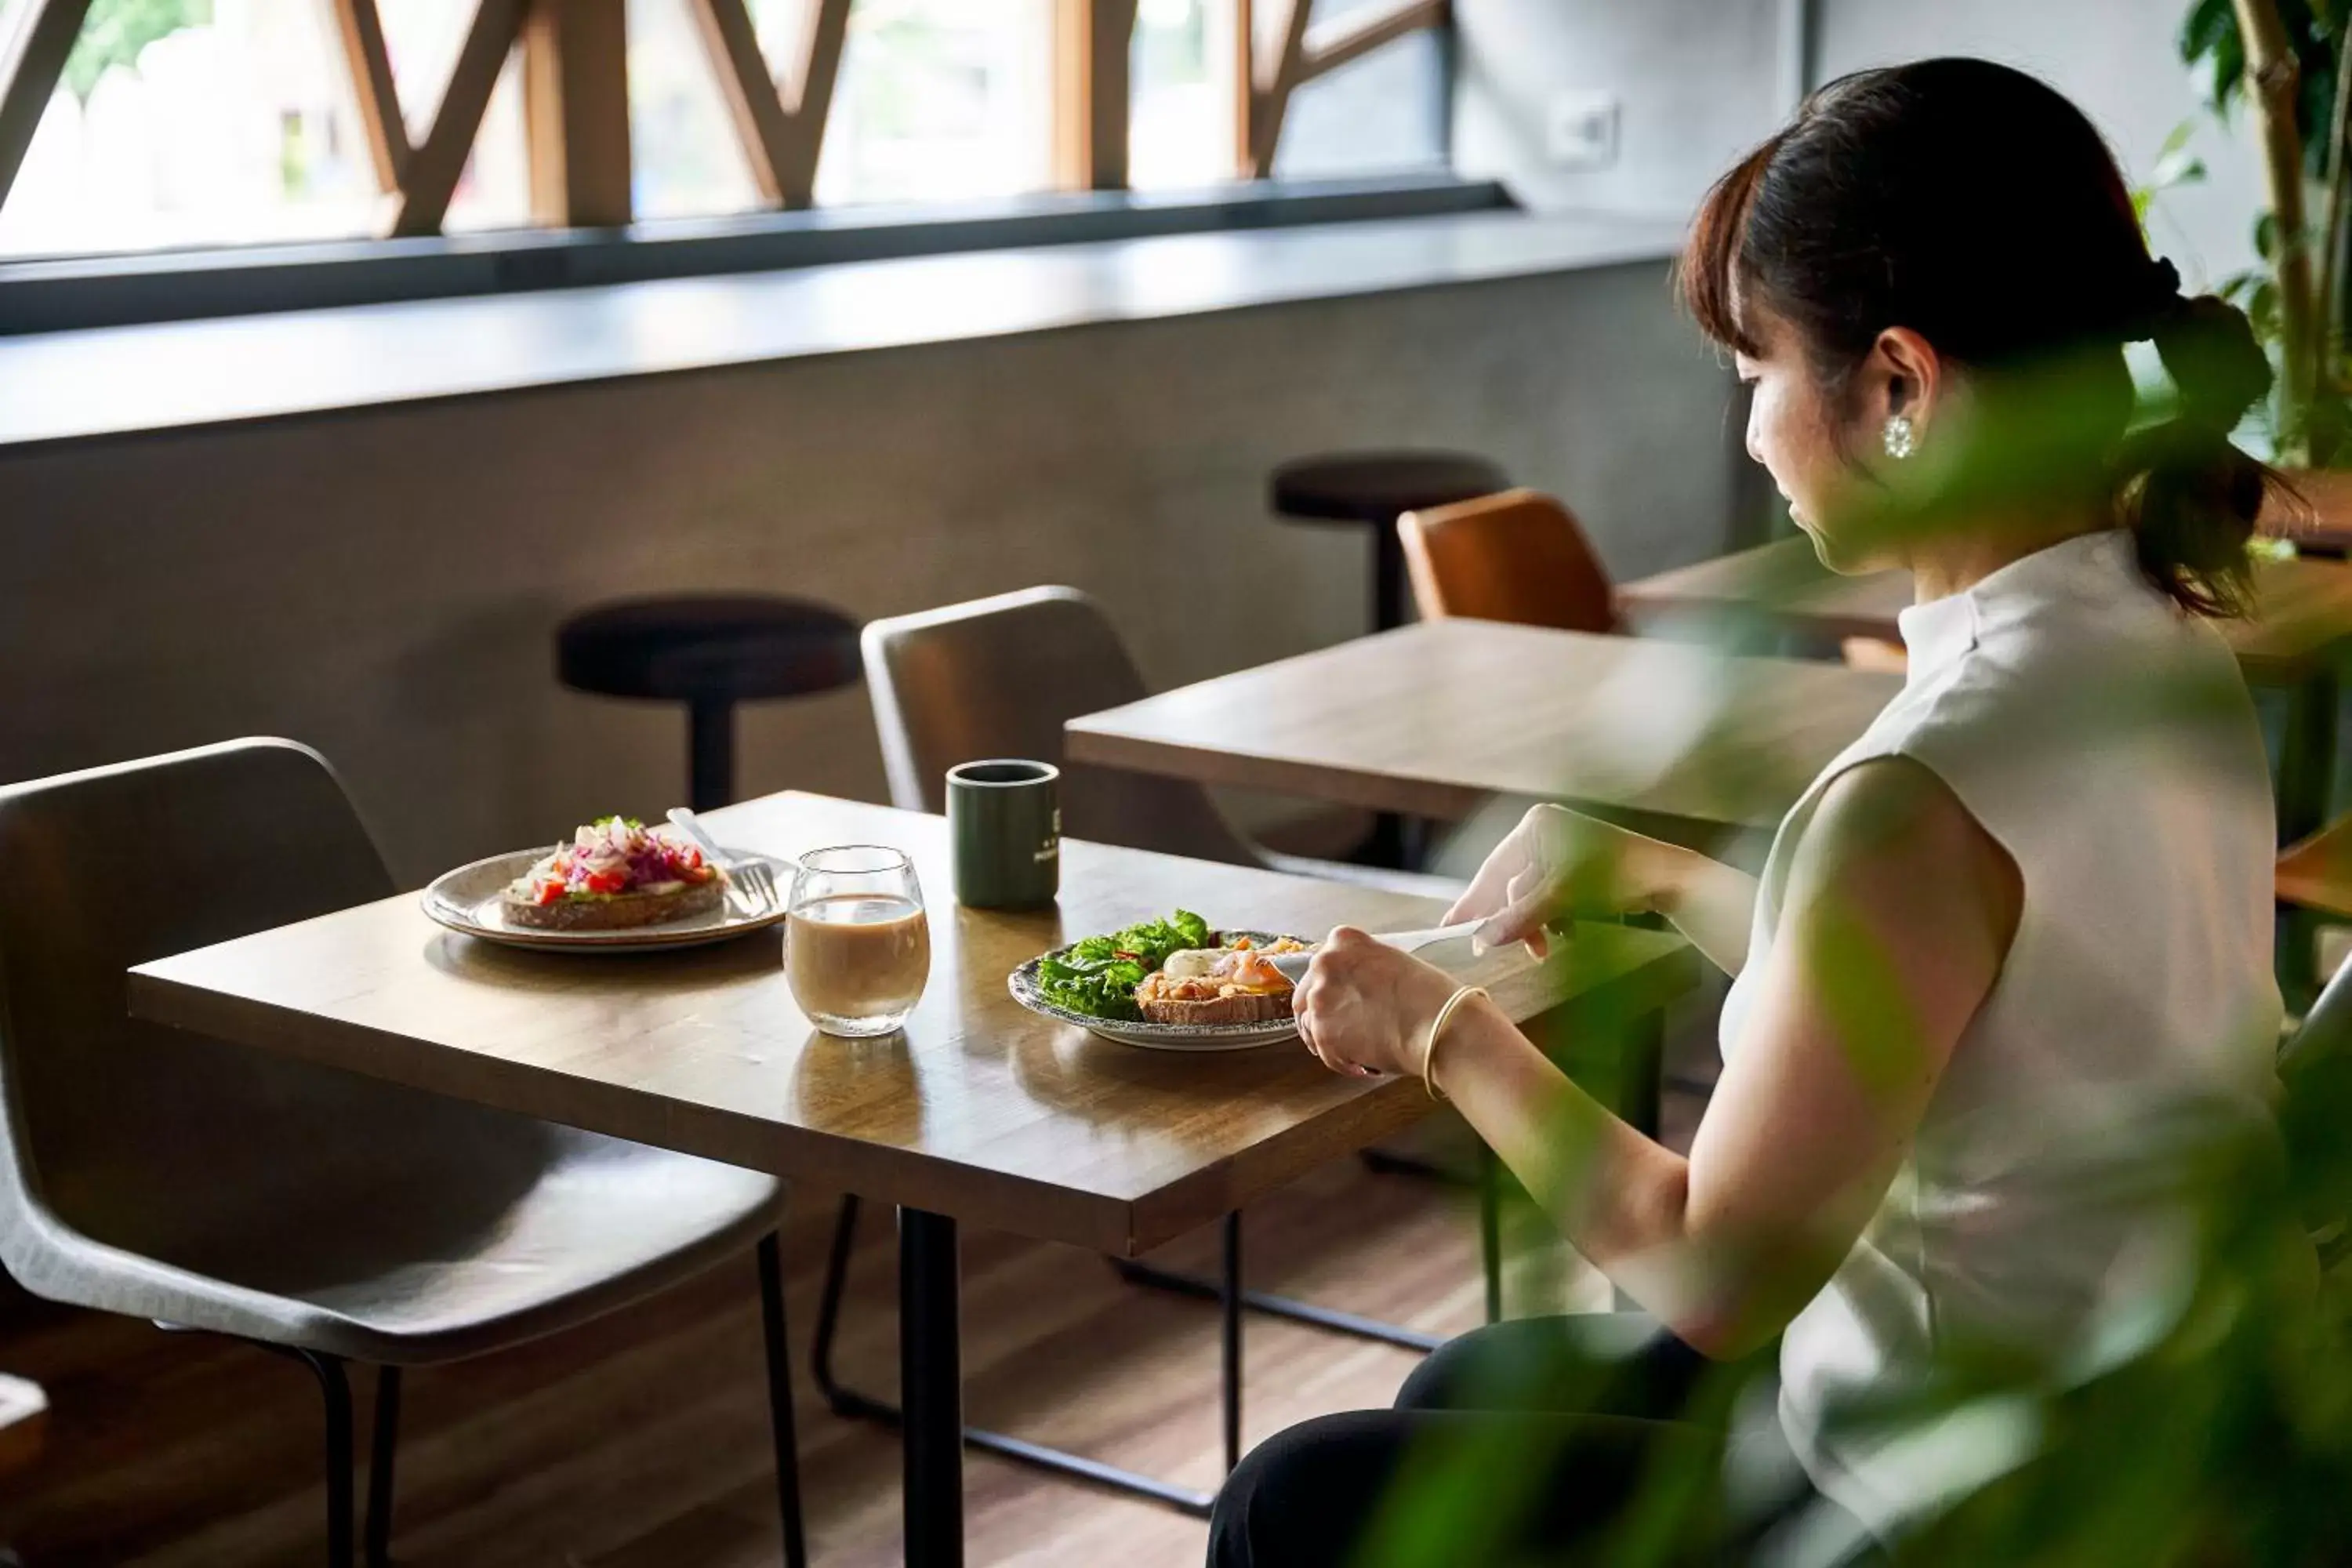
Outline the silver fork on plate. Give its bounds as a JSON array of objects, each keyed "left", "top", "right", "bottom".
[{"left": 665, "top": 808, "right": 779, "bottom": 915}]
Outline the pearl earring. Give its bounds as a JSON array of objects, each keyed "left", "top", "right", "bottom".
[{"left": 1883, "top": 414, "right": 1918, "bottom": 460}]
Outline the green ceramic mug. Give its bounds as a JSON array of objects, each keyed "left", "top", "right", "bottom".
[{"left": 946, "top": 760, "right": 1061, "bottom": 909}]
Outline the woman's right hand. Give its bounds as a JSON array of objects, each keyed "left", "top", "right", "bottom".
[{"left": 1443, "top": 804, "right": 1692, "bottom": 958}]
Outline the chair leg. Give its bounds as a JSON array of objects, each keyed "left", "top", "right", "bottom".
[
  {"left": 289, "top": 1349, "right": 356, "bottom": 1568},
  {"left": 757, "top": 1232, "right": 809, "bottom": 1568},
  {"left": 364, "top": 1366, "right": 401, "bottom": 1568}
]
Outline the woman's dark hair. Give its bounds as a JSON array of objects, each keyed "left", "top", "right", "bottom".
[{"left": 1679, "top": 57, "right": 2288, "bottom": 615}]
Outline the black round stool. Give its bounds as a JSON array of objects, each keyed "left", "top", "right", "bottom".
[
  {"left": 1271, "top": 450, "right": 1512, "bottom": 633},
  {"left": 557, "top": 595, "right": 863, "bottom": 811}
]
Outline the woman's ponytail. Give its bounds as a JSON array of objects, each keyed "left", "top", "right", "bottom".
[{"left": 2114, "top": 263, "right": 2288, "bottom": 617}]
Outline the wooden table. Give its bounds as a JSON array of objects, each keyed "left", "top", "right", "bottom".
[
  {"left": 1617, "top": 535, "right": 2352, "bottom": 845},
  {"left": 128, "top": 793, "right": 1696, "bottom": 1568},
  {"left": 2270, "top": 467, "right": 2352, "bottom": 557},
  {"left": 1065, "top": 619, "right": 1902, "bottom": 848}
]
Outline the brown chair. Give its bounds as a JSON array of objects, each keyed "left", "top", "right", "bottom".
[
  {"left": 1397, "top": 487, "right": 1618, "bottom": 633},
  {"left": 2279, "top": 814, "right": 2352, "bottom": 921},
  {"left": 1405, "top": 491, "right": 1911, "bottom": 674},
  {"left": 2278, "top": 813, "right": 2352, "bottom": 1007}
]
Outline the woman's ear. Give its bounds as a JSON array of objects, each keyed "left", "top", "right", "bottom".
[{"left": 1868, "top": 327, "right": 1943, "bottom": 435}]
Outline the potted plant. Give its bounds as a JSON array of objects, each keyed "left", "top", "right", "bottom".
[{"left": 2175, "top": 1, "right": 2352, "bottom": 470}]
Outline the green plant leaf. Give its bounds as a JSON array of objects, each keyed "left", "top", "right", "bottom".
[{"left": 2252, "top": 278, "right": 2283, "bottom": 340}]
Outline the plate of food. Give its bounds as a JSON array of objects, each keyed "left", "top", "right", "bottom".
[
  {"left": 1007, "top": 909, "right": 1316, "bottom": 1051},
  {"left": 423, "top": 815, "right": 790, "bottom": 953}
]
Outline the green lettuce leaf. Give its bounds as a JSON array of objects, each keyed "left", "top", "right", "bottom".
[{"left": 1036, "top": 909, "right": 1213, "bottom": 1019}]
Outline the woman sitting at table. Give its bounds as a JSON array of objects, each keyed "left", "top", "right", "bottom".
[{"left": 1210, "top": 57, "right": 2287, "bottom": 1567}]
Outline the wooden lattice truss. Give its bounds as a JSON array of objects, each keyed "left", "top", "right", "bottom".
[{"left": 0, "top": 0, "right": 1445, "bottom": 239}]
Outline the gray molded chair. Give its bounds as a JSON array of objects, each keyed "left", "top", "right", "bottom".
[
  {"left": 860, "top": 584, "right": 1461, "bottom": 899},
  {"left": 0, "top": 740, "right": 804, "bottom": 1568}
]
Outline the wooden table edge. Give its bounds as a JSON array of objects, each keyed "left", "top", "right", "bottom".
[
  {"left": 1122, "top": 934, "right": 1704, "bottom": 1254},
  {"left": 1613, "top": 586, "right": 1902, "bottom": 648},
  {"left": 1065, "top": 718, "right": 1789, "bottom": 848},
  {"left": 125, "top": 967, "right": 1142, "bottom": 1256},
  {"left": 129, "top": 931, "right": 1701, "bottom": 1261}
]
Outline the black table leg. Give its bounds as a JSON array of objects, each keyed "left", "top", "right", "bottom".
[{"left": 901, "top": 1207, "right": 963, "bottom": 1568}]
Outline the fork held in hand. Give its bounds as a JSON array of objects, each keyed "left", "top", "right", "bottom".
[{"left": 1267, "top": 921, "right": 1483, "bottom": 983}]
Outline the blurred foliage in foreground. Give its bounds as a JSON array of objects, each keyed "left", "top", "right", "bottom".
[{"left": 1341, "top": 326, "right": 2350, "bottom": 1560}]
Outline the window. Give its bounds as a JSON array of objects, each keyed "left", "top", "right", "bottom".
[
  {"left": 811, "top": 0, "right": 1054, "bottom": 207},
  {"left": 1268, "top": 0, "right": 1443, "bottom": 181},
  {"left": 1129, "top": 0, "right": 1236, "bottom": 190},
  {"left": 1128, "top": 0, "right": 1446, "bottom": 192},
  {"left": 0, "top": 0, "right": 528, "bottom": 259},
  {"left": 0, "top": 0, "right": 1447, "bottom": 266},
  {"left": 627, "top": 0, "right": 1054, "bottom": 222},
  {"left": 629, "top": 0, "right": 761, "bottom": 220}
]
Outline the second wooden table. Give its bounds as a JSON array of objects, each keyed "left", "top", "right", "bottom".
[
  {"left": 1617, "top": 535, "right": 2352, "bottom": 844},
  {"left": 1065, "top": 619, "right": 1902, "bottom": 847}
]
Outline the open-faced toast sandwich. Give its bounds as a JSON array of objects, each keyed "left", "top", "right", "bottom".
[
  {"left": 1132, "top": 937, "right": 1310, "bottom": 1025},
  {"left": 502, "top": 815, "right": 725, "bottom": 931}
]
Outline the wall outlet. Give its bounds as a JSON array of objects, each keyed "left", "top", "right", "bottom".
[{"left": 1544, "top": 90, "right": 1621, "bottom": 170}]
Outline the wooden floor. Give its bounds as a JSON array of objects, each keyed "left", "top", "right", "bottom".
[{"left": 0, "top": 1127, "right": 1639, "bottom": 1568}]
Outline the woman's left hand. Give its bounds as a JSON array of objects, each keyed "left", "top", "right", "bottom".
[{"left": 1294, "top": 927, "right": 1465, "bottom": 1079}]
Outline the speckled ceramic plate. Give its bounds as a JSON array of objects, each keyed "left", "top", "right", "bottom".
[
  {"left": 422, "top": 847, "right": 792, "bottom": 953},
  {"left": 1007, "top": 931, "right": 1309, "bottom": 1051}
]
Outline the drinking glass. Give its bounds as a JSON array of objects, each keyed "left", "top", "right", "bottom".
[{"left": 786, "top": 846, "right": 931, "bottom": 1037}]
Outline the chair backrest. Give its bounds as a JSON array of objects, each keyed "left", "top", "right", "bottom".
[
  {"left": 0, "top": 739, "right": 549, "bottom": 1280},
  {"left": 1398, "top": 488, "right": 1618, "bottom": 633},
  {"left": 860, "top": 586, "right": 1261, "bottom": 865}
]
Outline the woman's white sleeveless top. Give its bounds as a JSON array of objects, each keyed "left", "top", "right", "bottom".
[{"left": 1717, "top": 529, "right": 2281, "bottom": 1538}]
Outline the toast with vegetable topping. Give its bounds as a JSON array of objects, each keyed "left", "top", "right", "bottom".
[
  {"left": 1133, "top": 938, "right": 1307, "bottom": 1025},
  {"left": 503, "top": 816, "right": 725, "bottom": 931}
]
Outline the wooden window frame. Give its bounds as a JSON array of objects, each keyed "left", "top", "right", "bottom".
[{"left": 0, "top": 0, "right": 1448, "bottom": 245}]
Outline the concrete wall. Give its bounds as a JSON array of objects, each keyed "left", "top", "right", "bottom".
[
  {"left": 1457, "top": 0, "right": 2264, "bottom": 289},
  {"left": 0, "top": 263, "right": 1741, "bottom": 885},
  {"left": 1453, "top": 0, "right": 1788, "bottom": 220}
]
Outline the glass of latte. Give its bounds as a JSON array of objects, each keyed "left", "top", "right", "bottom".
[{"left": 786, "top": 846, "right": 931, "bottom": 1037}]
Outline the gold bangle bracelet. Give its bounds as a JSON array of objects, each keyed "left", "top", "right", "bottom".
[{"left": 1422, "top": 985, "right": 1489, "bottom": 1102}]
